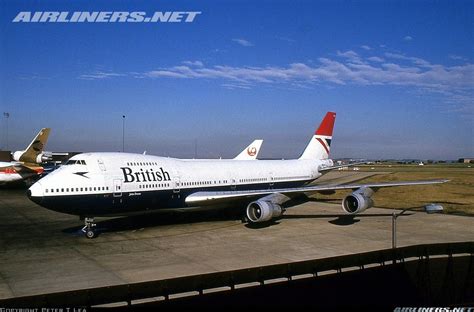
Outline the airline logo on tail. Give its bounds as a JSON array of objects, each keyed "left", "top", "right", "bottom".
[
  {"left": 32, "top": 140, "right": 44, "bottom": 152},
  {"left": 299, "top": 112, "right": 336, "bottom": 160},
  {"left": 247, "top": 146, "right": 257, "bottom": 156},
  {"left": 316, "top": 137, "right": 331, "bottom": 155},
  {"left": 235, "top": 140, "right": 263, "bottom": 160},
  {"left": 314, "top": 112, "right": 335, "bottom": 155}
]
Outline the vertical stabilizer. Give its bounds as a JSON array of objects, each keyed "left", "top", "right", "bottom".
[
  {"left": 234, "top": 139, "right": 263, "bottom": 160},
  {"left": 14, "top": 128, "right": 51, "bottom": 163},
  {"left": 299, "top": 112, "right": 336, "bottom": 160}
]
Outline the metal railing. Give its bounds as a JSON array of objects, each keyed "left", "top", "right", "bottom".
[{"left": 1, "top": 241, "right": 473, "bottom": 307}]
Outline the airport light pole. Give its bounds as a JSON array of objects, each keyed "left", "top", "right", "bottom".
[
  {"left": 391, "top": 209, "right": 407, "bottom": 249},
  {"left": 122, "top": 115, "right": 125, "bottom": 152},
  {"left": 3, "top": 112, "right": 9, "bottom": 150},
  {"left": 392, "top": 205, "right": 443, "bottom": 250}
]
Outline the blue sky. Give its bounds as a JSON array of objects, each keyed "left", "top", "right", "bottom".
[{"left": 0, "top": 0, "right": 473, "bottom": 160}]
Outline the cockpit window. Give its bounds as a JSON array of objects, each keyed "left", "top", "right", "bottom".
[{"left": 65, "top": 159, "right": 87, "bottom": 165}]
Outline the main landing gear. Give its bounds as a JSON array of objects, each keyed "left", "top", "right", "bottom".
[{"left": 81, "top": 217, "right": 97, "bottom": 239}]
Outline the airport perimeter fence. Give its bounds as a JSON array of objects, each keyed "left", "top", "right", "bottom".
[{"left": 1, "top": 241, "right": 473, "bottom": 307}]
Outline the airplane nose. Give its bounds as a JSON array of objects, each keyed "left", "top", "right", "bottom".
[{"left": 28, "top": 182, "right": 44, "bottom": 205}]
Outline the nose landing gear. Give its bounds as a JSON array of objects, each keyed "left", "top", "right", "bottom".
[{"left": 81, "top": 217, "right": 97, "bottom": 239}]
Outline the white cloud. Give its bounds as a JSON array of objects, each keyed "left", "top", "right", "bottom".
[
  {"left": 449, "top": 54, "right": 468, "bottom": 61},
  {"left": 78, "top": 71, "right": 124, "bottom": 80},
  {"left": 78, "top": 51, "right": 474, "bottom": 114},
  {"left": 140, "top": 57, "right": 473, "bottom": 92},
  {"left": 367, "top": 56, "right": 384, "bottom": 63},
  {"left": 232, "top": 38, "right": 254, "bottom": 47},
  {"left": 221, "top": 83, "right": 251, "bottom": 90},
  {"left": 182, "top": 60, "right": 204, "bottom": 67},
  {"left": 336, "top": 50, "right": 364, "bottom": 64},
  {"left": 403, "top": 35, "right": 413, "bottom": 41},
  {"left": 384, "top": 52, "right": 431, "bottom": 67},
  {"left": 360, "top": 45, "right": 371, "bottom": 50}
]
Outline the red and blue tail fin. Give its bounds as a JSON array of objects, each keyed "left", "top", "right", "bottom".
[{"left": 299, "top": 112, "right": 336, "bottom": 160}]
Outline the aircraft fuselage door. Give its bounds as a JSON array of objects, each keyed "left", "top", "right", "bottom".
[
  {"left": 173, "top": 177, "right": 181, "bottom": 194},
  {"left": 113, "top": 179, "right": 122, "bottom": 197},
  {"left": 97, "top": 158, "right": 106, "bottom": 171}
]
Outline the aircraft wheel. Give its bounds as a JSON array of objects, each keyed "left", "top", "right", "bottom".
[{"left": 85, "top": 229, "right": 96, "bottom": 239}]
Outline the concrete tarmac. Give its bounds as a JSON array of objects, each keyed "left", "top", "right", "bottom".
[{"left": 0, "top": 172, "right": 473, "bottom": 300}]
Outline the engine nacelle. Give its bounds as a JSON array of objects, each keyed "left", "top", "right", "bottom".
[
  {"left": 342, "top": 187, "right": 374, "bottom": 214},
  {"left": 12, "top": 151, "right": 24, "bottom": 162},
  {"left": 246, "top": 200, "right": 284, "bottom": 223},
  {"left": 13, "top": 151, "right": 49, "bottom": 164},
  {"left": 35, "top": 153, "right": 51, "bottom": 163}
]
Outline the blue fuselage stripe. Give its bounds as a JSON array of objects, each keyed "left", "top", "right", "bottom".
[{"left": 32, "top": 180, "right": 312, "bottom": 217}]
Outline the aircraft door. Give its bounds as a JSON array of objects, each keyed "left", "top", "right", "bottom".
[
  {"left": 97, "top": 158, "right": 106, "bottom": 171},
  {"left": 173, "top": 177, "right": 181, "bottom": 194},
  {"left": 113, "top": 179, "right": 122, "bottom": 197}
]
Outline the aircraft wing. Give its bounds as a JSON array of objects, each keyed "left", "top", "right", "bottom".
[
  {"left": 318, "top": 161, "right": 366, "bottom": 172},
  {"left": 0, "top": 161, "right": 22, "bottom": 168},
  {"left": 185, "top": 179, "right": 448, "bottom": 206}
]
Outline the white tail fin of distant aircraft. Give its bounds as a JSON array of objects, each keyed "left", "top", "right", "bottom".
[
  {"left": 234, "top": 139, "right": 263, "bottom": 160},
  {"left": 299, "top": 112, "right": 336, "bottom": 160}
]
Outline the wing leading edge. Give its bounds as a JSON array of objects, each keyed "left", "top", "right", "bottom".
[{"left": 184, "top": 179, "right": 449, "bottom": 206}]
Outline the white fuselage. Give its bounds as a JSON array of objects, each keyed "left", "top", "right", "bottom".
[
  {"left": 0, "top": 161, "right": 43, "bottom": 184},
  {"left": 28, "top": 152, "right": 332, "bottom": 217}
]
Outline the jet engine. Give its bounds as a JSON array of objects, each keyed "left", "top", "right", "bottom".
[
  {"left": 342, "top": 187, "right": 374, "bottom": 214},
  {"left": 12, "top": 151, "right": 24, "bottom": 162},
  {"left": 35, "top": 153, "right": 51, "bottom": 163},
  {"left": 246, "top": 200, "right": 284, "bottom": 223},
  {"left": 13, "top": 151, "right": 50, "bottom": 164}
]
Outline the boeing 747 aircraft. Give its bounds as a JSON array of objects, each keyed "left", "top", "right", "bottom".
[{"left": 28, "top": 112, "right": 447, "bottom": 238}]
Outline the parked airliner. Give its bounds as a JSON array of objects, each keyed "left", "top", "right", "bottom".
[
  {"left": 0, "top": 128, "right": 52, "bottom": 185},
  {"left": 28, "top": 112, "right": 447, "bottom": 238}
]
